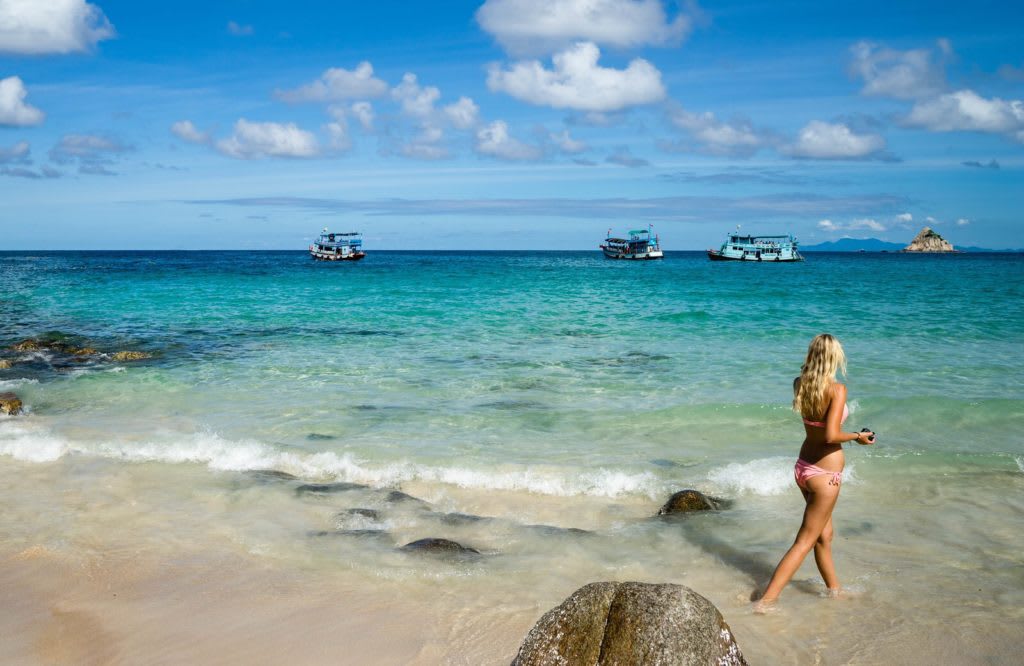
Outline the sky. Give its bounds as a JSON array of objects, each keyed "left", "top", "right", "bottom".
[{"left": 1, "top": 0, "right": 1022, "bottom": 250}]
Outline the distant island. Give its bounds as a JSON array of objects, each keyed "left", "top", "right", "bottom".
[{"left": 902, "top": 226, "right": 955, "bottom": 252}]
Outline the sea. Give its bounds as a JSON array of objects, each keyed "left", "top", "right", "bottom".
[{"left": 2, "top": 250, "right": 1022, "bottom": 664}]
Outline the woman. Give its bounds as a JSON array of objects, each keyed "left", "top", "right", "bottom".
[{"left": 755, "top": 334, "right": 874, "bottom": 610}]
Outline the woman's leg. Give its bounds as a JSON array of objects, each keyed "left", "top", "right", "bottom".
[
  {"left": 813, "top": 516, "right": 839, "bottom": 591},
  {"left": 758, "top": 476, "right": 840, "bottom": 603}
]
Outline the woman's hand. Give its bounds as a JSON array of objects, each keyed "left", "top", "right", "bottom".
[{"left": 855, "top": 430, "right": 876, "bottom": 445}]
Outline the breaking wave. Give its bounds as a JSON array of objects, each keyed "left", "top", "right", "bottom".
[{"left": 0, "top": 423, "right": 665, "bottom": 498}]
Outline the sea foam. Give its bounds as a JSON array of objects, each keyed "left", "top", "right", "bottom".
[{"left": 0, "top": 425, "right": 666, "bottom": 498}]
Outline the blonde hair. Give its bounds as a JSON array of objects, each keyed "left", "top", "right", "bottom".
[{"left": 793, "top": 334, "right": 847, "bottom": 419}]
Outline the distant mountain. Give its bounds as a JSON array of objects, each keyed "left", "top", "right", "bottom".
[
  {"left": 802, "top": 237, "right": 1017, "bottom": 253},
  {"left": 801, "top": 238, "right": 905, "bottom": 252}
]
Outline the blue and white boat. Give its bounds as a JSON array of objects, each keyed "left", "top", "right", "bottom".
[
  {"left": 310, "top": 228, "right": 365, "bottom": 261},
  {"left": 600, "top": 226, "right": 664, "bottom": 260},
  {"left": 707, "top": 230, "right": 802, "bottom": 262}
]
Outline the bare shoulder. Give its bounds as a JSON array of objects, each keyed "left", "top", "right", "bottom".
[{"left": 831, "top": 382, "right": 848, "bottom": 400}]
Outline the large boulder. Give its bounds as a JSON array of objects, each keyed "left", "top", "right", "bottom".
[
  {"left": 512, "top": 581, "right": 747, "bottom": 666},
  {"left": 657, "top": 489, "right": 721, "bottom": 516},
  {"left": 0, "top": 392, "right": 23, "bottom": 415}
]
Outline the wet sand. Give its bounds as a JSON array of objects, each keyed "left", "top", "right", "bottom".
[{"left": 0, "top": 543, "right": 539, "bottom": 665}]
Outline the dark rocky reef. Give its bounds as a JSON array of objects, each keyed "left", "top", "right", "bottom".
[{"left": 511, "top": 581, "right": 747, "bottom": 666}]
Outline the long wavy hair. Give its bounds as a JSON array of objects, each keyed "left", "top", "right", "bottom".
[{"left": 793, "top": 334, "right": 847, "bottom": 419}]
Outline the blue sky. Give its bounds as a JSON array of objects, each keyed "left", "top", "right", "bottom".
[{"left": 1, "top": 0, "right": 1022, "bottom": 249}]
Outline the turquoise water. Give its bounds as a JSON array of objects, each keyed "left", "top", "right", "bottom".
[{"left": 2, "top": 250, "right": 1023, "bottom": 662}]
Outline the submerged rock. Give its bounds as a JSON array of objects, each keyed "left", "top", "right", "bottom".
[
  {"left": 72, "top": 347, "right": 99, "bottom": 356},
  {"left": 434, "top": 512, "right": 491, "bottom": 526},
  {"left": 0, "top": 359, "right": 12, "bottom": 369},
  {"left": 903, "top": 226, "right": 956, "bottom": 252},
  {"left": 511, "top": 581, "right": 747, "bottom": 666},
  {"left": 0, "top": 392, "right": 23, "bottom": 415},
  {"left": 657, "top": 489, "right": 723, "bottom": 516},
  {"left": 385, "top": 490, "right": 429, "bottom": 506},
  {"left": 306, "top": 432, "right": 337, "bottom": 441},
  {"left": 245, "top": 469, "right": 299, "bottom": 482},
  {"left": 309, "top": 529, "right": 390, "bottom": 541},
  {"left": 341, "top": 508, "right": 381, "bottom": 520},
  {"left": 399, "top": 538, "right": 479, "bottom": 555},
  {"left": 295, "top": 482, "right": 368, "bottom": 495},
  {"left": 111, "top": 351, "right": 152, "bottom": 361},
  {"left": 524, "top": 524, "right": 594, "bottom": 537}
]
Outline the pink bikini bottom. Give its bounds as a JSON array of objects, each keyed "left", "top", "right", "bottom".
[{"left": 794, "top": 458, "right": 842, "bottom": 491}]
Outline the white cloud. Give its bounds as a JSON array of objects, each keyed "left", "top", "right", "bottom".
[
  {"left": 904, "top": 89, "right": 1024, "bottom": 140},
  {"left": 276, "top": 62, "right": 388, "bottom": 103},
  {"left": 444, "top": 97, "right": 480, "bottom": 130},
  {"left": 784, "top": 120, "right": 886, "bottom": 159},
  {"left": 0, "top": 76, "right": 44, "bottom": 126},
  {"left": 667, "top": 106, "right": 766, "bottom": 157},
  {"left": 400, "top": 124, "right": 448, "bottom": 160},
  {"left": 49, "top": 133, "right": 129, "bottom": 174},
  {"left": 476, "top": 0, "right": 693, "bottom": 55},
  {"left": 0, "top": 0, "right": 114, "bottom": 54},
  {"left": 849, "top": 41, "right": 947, "bottom": 100},
  {"left": 476, "top": 120, "right": 543, "bottom": 161},
  {"left": 350, "top": 102, "right": 374, "bottom": 131},
  {"left": 215, "top": 119, "right": 319, "bottom": 159},
  {"left": 956, "top": 218, "right": 970, "bottom": 226},
  {"left": 391, "top": 73, "right": 441, "bottom": 118},
  {"left": 818, "top": 218, "right": 886, "bottom": 232},
  {"left": 606, "top": 145, "right": 649, "bottom": 167},
  {"left": 0, "top": 140, "right": 29, "bottom": 164},
  {"left": 896, "top": 212, "right": 913, "bottom": 223},
  {"left": 170, "top": 120, "right": 209, "bottom": 144},
  {"left": 227, "top": 21, "right": 253, "bottom": 36},
  {"left": 324, "top": 107, "right": 351, "bottom": 152},
  {"left": 487, "top": 41, "right": 665, "bottom": 112},
  {"left": 550, "top": 129, "right": 587, "bottom": 154}
]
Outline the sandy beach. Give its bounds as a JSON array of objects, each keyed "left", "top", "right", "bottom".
[{"left": 3, "top": 450, "right": 1023, "bottom": 665}]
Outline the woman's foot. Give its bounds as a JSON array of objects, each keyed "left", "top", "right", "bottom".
[
  {"left": 825, "top": 586, "right": 861, "bottom": 600},
  {"left": 751, "top": 598, "right": 778, "bottom": 614}
]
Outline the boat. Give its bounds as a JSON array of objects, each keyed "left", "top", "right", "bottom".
[
  {"left": 600, "top": 226, "right": 664, "bottom": 260},
  {"left": 707, "top": 229, "right": 802, "bottom": 262},
  {"left": 310, "top": 228, "right": 365, "bottom": 261}
]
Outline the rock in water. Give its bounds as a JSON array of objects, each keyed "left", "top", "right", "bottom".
[
  {"left": 657, "top": 489, "right": 720, "bottom": 515},
  {"left": 511, "top": 581, "right": 747, "bottom": 666},
  {"left": 0, "top": 359, "right": 12, "bottom": 369},
  {"left": 111, "top": 351, "right": 152, "bottom": 361},
  {"left": 11, "top": 339, "right": 42, "bottom": 352},
  {"left": 903, "top": 226, "right": 955, "bottom": 252},
  {"left": 399, "top": 538, "right": 479, "bottom": 555},
  {"left": 0, "top": 392, "right": 23, "bottom": 415}
]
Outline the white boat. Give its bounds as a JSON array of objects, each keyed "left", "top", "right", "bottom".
[
  {"left": 600, "top": 227, "right": 664, "bottom": 260},
  {"left": 707, "top": 230, "right": 802, "bottom": 262},
  {"left": 310, "top": 228, "right": 365, "bottom": 261}
]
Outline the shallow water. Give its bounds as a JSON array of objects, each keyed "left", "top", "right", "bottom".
[{"left": 2, "top": 250, "right": 1023, "bottom": 663}]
